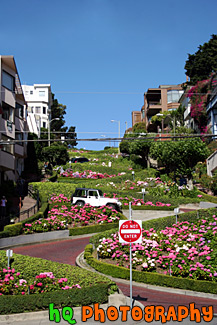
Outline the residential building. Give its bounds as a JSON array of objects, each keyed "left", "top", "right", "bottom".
[
  {"left": 132, "top": 111, "right": 141, "bottom": 126},
  {"left": 206, "top": 83, "right": 217, "bottom": 137},
  {"left": 141, "top": 84, "right": 184, "bottom": 132},
  {"left": 22, "top": 84, "right": 53, "bottom": 137},
  {"left": 0, "top": 55, "right": 28, "bottom": 183}
]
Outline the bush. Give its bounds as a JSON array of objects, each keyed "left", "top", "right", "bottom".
[
  {"left": 0, "top": 284, "right": 109, "bottom": 314},
  {"left": 4, "top": 223, "right": 23, "bottom": 237},
  {"left": 85, "top": 251, "right": 217, "bottom": 294}
]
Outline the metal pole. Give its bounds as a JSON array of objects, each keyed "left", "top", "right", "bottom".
[
  {"left": 7, "top": 252, "right": 10, "bottom": 268},
  {"left": 118, "top": 121, "right": 120, "bottom": 155},
  {"left": 48, "top": 120, "right": 51, "bottom": 147},
  {"left": 130, "top": 242, "right": 132, "bottom": 308},
  {"left": 129, "top": 202, "right": 132, "bottom": 308}
]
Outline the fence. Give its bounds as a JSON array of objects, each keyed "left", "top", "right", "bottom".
[{"left": 0, "top": 186, "right": 40, "bottom": 231}]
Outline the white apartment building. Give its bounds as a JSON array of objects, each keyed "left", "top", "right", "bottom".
[
  {"left": 22, "top": 84, "right": 53, "bottom": 137},
  {"left": 0, "top": 56, "right": 28, "bottom": 183}
]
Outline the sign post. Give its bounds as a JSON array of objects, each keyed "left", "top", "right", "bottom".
[
  {"left": 6, "top": 249, "right": 13, "bottom": 268},
  {"left": 119, "top": 209, "right": 142, "bottom": 308}
]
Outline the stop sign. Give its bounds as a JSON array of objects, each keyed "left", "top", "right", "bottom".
[{"left": 119, "top": 220, "right": 142, "bottom": 243}]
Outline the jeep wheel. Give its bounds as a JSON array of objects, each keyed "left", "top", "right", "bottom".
[
  {"left": 107, "top": 203, "right": 116, "bottom": 210},
  {"left": 76, "top": 201, "right": 85, "bottom": 207}
]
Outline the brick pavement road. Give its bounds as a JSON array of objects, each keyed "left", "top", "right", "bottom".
[{"left": 13, "top": 237, "right": 217, "bottom": 314}]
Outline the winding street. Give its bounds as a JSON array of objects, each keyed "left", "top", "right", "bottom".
[{"left": 13, "top": 236, "right": 217, "bottom": 314}]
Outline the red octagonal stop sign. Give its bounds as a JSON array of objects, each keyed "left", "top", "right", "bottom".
[{"left": 119, "top": 220, "right": 142, "bottom": 243}]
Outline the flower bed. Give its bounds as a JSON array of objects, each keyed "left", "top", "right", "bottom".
[
  {"left": 0, "top": 252, "right": 116, "bottom": 314},
  {"left": 59, "top": 169, "right": 122, "bottom": 179},
  {"left": 96, "top": 213, "right": 217, "bottom": 282},
  {"left": 0, "top": 268, "right": 81, "bottom": 296},
  {"left": 23, "top": 204, "right": 122, "bottom": 234}
]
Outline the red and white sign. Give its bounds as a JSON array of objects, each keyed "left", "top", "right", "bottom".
[{"left": 119, "top": 220, "right": 142, "bottom": 243}]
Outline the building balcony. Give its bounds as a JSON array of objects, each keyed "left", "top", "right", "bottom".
[
  {"left": 15, "top": 116, "right": 26, "bottom": 132},
  {"left": 1, "top": 86, "right": 15, "bottom": 108},
  {"left": 14, "top": 144, "right": 24, "bottom": 157},
  {"left": 0, "top": 150, "right": 15, "bottom": 171},
  {"left": 0, "top": 118, "right": 15, "bottom": 138}
]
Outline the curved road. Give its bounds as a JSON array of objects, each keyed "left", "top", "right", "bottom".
[{"left": 13, "top": 237, "right": 217, "bottom": 314}]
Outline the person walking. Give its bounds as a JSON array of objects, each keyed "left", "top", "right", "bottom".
[{"left": 0, "top": 196, "right": 7, "bottom": 218}]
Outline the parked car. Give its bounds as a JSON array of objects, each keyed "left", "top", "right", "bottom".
[
  {"left": 69, "top": 157, "right": 89, "bottom": 163},
  {"left": 71, "top": 187, "right": 122, "bottom": 211}
]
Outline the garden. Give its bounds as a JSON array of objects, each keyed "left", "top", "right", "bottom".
[
  {"left": 0, "top": 251, "right": 116, "bottom": 314},
  {"left": 95, "top": 211, "right": 217, "bottom": 282},
  {"left": 1, "top": 145, "right": 217, "bottom": 310}
]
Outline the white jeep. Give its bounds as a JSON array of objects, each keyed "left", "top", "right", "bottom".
[{"left": 71, "top": 187, "right": 122, "bottom": 211}]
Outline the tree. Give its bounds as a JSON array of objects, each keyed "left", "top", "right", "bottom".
[
  {"left": 42, "top": 143, "right": 69, "bottom": 166},
  {"left": 24, "top": 133, "right": 39, "bottom": 176},
  {"left": 150, "top": 138, "right": 210, "bottom": 178},
  {"left": 61, "top": 126, "right": 78, "bottom": 147},
  {"left": 185, "top": 34, "right": 217, "bottom": 84},
  {"left": 50, "top": 94, "right": 77, "bottom": 147},
  {"left": 132, "top": 122, "right": 147, "bottom": 133},
  {"left": 120, "top": 124, "right": 152, "bottom": 167},
  {"left": 51, "top": 94, "right": 66, "bottom": 131}
]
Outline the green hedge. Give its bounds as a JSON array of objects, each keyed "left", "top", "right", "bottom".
[
  {"left": 130, "top": 205, "right": 175, "bottom": 211},
  {"left": 84, "top": 248, "right": 217, "bottom": 294},
  {"left": 3, "top": 223, "right": 23, "bottom": 237},
  {"left": 0, "top": 202, "right": 49, "bottom": 239},
  {"left": 0, "top": 284, "right": 109, "bottom": 315},
  {"left": 198, "top": 190, "right": 217, "bottom": 204},
  {"left": 86, "top": 207, "right": 217, "bottom": 294},
  {"left": 48, "top": 173, "right": 58, "bottom": 183},
  {"left": 142, "top": 208, "right": 217, "bottom": 232},
  {"left": 69, "top": 222, "right": 120, "bottom": 236}
]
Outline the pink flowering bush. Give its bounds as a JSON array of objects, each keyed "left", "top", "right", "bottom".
[
  {"left": 49, "top": 194, "right": 71, "bottom": 203},
  {"left": 23, "top": 204, "right": 121, "bottom": 234},
  {"left": 97, "top": 214, "right": 217, "bottom": 282},
  {"left": 187, "top": 76, "right": 217, "bottom": 133},
  {"left": 104, "top": 193, "right": 171, "bottom": 207},
  {"left": 0, "top": 269, "right": 81, "bottom": 296},
  {"left": 60, "top": 169, "right": 116, "bottom": 179}
]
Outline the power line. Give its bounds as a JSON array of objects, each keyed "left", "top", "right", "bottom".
[{"left": 0, "top": 133, "right": 216, "bottom": 145}]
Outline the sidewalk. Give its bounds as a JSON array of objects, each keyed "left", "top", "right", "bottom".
[{"left": 16, "top": 196, "right": 37, "bottom": 222}]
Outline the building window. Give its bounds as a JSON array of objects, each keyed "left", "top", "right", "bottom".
[
  {"left": 43, "top": 122, "right": 46, "bottom": 128},
  {"left": 43, "top": 107, "right": 46, "bottom": 114},
  {"left": 1, "top": 135, "right": 14, "bottom": 154},
  {"left": 15, "top": 131, "right": 23, "bottom": 146},
  {"left": 39, "top": 91, "right": 45, "bottom": 97},
  {"left": 15, "top": 103, "right": 24, "bottom": 119},
  {"left": 35, "top": 106, "right": 41, "bottom": 114},
  {"left": 2, "top": 102, "right": 14, "bottom": 122},
  {"left": 30, "top": 90, "right": 33, "bottom": 95},
  {"left": 167, "top": 90, "right": 184, "bottom": 103},
  {"left": 2, "top": 70, "right": 15, "bottom": 92}
]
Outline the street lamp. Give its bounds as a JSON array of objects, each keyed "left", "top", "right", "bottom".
[
  {"left": 156, "top": 113, "right": 176, "bottom": 137},
  {"left": 111, "top": 120, "right": 120, "bottom": 154},
  {"left": 48, "top": 118, "right": 60, "bottom": 147},
  {"left": 156, "top": 113, "right": 164, "bottom": 133}
]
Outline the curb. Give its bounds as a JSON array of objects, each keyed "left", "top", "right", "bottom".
[{"left": 76, "top": 252, "right": 217, "bottom": 301}]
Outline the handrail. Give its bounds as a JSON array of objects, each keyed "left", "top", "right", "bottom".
[{"left": 0, "top": 188, "right": 40, "bottom": 229}]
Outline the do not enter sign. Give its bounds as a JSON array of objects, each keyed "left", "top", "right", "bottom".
[{"left": 119, "top": 220, "right": 142, "bottom": 243}]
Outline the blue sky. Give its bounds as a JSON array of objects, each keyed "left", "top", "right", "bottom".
[{"left": 1, "top": 0, "right": 217, "bottom": 150}]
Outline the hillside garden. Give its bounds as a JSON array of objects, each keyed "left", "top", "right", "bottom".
[{"left": 1, "top": 146, "right": 217, "bottom": 310}]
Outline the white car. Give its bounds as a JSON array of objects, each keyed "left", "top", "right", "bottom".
[{"left": 71, "top": 188, "right": 122, "bottom": 211}]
